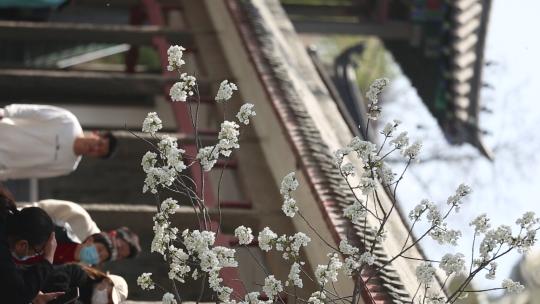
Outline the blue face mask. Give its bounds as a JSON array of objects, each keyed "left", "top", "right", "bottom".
[{"left": 79, "top": 245, "right": 100, "bottom": 265}]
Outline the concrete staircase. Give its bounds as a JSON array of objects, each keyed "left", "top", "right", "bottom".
[{"left": 0, "top": 0, "right": 266, "bottom": 301}]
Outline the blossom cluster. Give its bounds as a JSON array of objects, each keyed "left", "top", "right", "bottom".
[
  {"left": 142, "top": 112, "right": 162, "bottom": 135},
  {"left": 381, "top": 119, "right": 400, "bottom": 137},
  {"left": 140, "top": 115, "right": 188, "bottom": 193},
  {"left": 237, "top": 103, "right": 256, "bottom": 125},
  {"left": 343, "top": 200, "right": 366, "bottom": 225},
  {"left": 365, "top": 77, "right": 389, "bottom": 120},
  {"left": 430, "top": 225, "right": 461, "bottom": 246},
  {"left": 148, "top": 196, "right": 240, "bottom": 302},
  {"left": 234, "top": 225, "right": 254, "bottom": 245},
  {"left": 278, "top": 232, "right": 311, "bottom": 260},
  {"left": 168, "top": 245, "right": 190, "bottom": 282},
  {"left": 314, "top": 253, "right": 343, "bottom": 286},
  {"left": 215, "top": 80, "right": 238, "bottom": 102},
  {"left": 408, "top": 199, "right": 434, "bottom": 221},
  {"left": 287, "top": 262, "right": 303, "bottom": 288},
  {"left": 470, "top": 213, "right": 490, "bottom": 234},
  {"left": 339, "top": 239, "right": 374, "bottom": 276},
  {"left": 166, "top": 45, "right": 199, "bottom": 103},
  {"left": 181, "top": 229, "right": 238, "bottom": 301},
  {"left": 333, "top": 136, "right": 382, "bottom": 194},
  {"left": 334, "top": 123, "right": 411, "bottom": 198},
  {"left": 425, "top": 295, "right": 446, "bottom": 304},
  {"left": 158, "top": 136, "right": 187, "bottom": 172},
  {"left": 196, "top": 146, "right": 219, "bottom": 172},
  {"left": 262, "top": 275, "right": 283, "bottom": 301},
  {"left": 258, "top": 227, "right": 311, "bottom": 261},
  {"left": 516, "top": 211, "right": 539, "bottom": 229},
  {"left": 151, "top": 198, "right": 179, "bottom": 255},
  {"left": 137, "top": 272, "right": 155, "bottom": 290},
  {"left": 280, "top": 172, "right": 299, "bottom": 217},
  {"left": 476, "top": 212, "right": 539, "bottom": 266},
  {"left": 308, "top": 291, "right": 326, "bottom": 304},
  {"left": 162, "top": 292, "right": 177, "bottom": 304},
  {"left": 218, "top": 121, "right": 240, "bottom": 157},
  {"left": 389, "top": 131, "right": 423, "bottom": 160},
  {"left": 257, "top": 227, "right": 311, "bottom": 290},
  {"left": 170, "top": 73, "right": 197, "bottom": 102},
  {"left": 390, "top": 131, "right": 409, "bottom": 150},
  {"left": 196, "top": 103, "right": 256, "bottom": 172},
  {"left": 167, "top": 45, "right": 186, "bottom": 71},
  {"left": 446, "top": 183, "right": 472, "bottom": 211},
  {"left": 196, "top": 120, "right": 240, "bottom": 171},
  {"left": 415, "top": 262, "right": 436, "bottom": 287},
  {"left": 439, "top": 253, "right": 466, "bottom": 276},
  {"left": 502, "top": 278, "right": 525, "bottom": 294},
  {"left": 408, "top": 197, "right": 462, "bottom": 245},
  {"left": 258, "top": 227, "right": 278, "bottom": 252}
]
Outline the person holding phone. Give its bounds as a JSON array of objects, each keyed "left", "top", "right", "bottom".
[{"left": 43, "top": 263, "right": 128, "bottom": 304}]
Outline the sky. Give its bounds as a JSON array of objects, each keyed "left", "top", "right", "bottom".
[{"left": 380, "top": 0, "right": 540, "bottom": 296}]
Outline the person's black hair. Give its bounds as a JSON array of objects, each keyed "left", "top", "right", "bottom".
[
  {"left": 2, "top": 187, "right": 53, "bottom": 247},
  {"left": 115, "top": 226, "right": 141, "bottom": 259},
  {"left": 7, "top": 207, "right": 54, "bottom": 247},
  {"left": 0, "top": 186, "right": 17, "bottom": 222},
  {"left": 99, "top": 131, "right": 117, "bottom": 159},
  {"left": 89, "top": 233, "right": 113, "bottom": 262}
]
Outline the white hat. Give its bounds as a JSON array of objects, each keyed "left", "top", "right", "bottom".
[{"left": 109, "top": 274, "right": 128, "bottom": 303}]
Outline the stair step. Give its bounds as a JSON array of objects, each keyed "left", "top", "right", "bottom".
[
  {"left": 114, "top": 130, "right": 217, "bottom": 146},
  {"left": 0, "top": 21, "right": 196, "bottom": 47},
  {"left": 82, "top": 204, "right": 259, "bottom": 234},
  {"left": 73, "top": 0, "right": 184, "bottom": 8},
  {"left": 0, "top": 69, "right": 167, "bottom": 94},
  {"left": 0, "top": 69, "right": 213, "bottom": 104}
]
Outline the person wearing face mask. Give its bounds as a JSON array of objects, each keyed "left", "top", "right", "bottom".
[
  {"left": 0, "top": 187, "right": 64, "bottom": 303},
  {"left": 15, "top": 223, "right": 141, "bottom": 267},
  {"left": 16, "top": 230, "right": 116, "bottom": 266},
  {"left": 64, "top": 233, "right": 115, "bottom": 266},
  {"left": 43, "top": 263, "right": 128, "bottom": 304},
  {"left": 0, "top": 104, "right": 117, "bottom": 180},
  {"left": 28, "top": 199, "right": 141, "bottom": 263}
]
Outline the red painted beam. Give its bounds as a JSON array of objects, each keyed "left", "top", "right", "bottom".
[{"left": 141, "top": 0, "right": 217, "bottom": 208}]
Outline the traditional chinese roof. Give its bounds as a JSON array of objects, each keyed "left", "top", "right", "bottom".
[
  {"left": 279, "top": 0, "right": 493, "bottom": 158},
  {"left": 221, "top": 0, "right": 443, "bottom": 302},
  {"left": 440, "top": 0, "right": 493, "bottom": 158}
]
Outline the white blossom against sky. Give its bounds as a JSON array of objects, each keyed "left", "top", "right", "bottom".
[{"left": 381, "top": 0, "right": 540, "bottom": 295}]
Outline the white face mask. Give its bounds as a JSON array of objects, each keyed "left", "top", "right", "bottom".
[
  {"left": 11, "top": 249, "right": 40, "bottom": 261},
  {"left": 91, "top": 287, "right": 109, "bottom": 304}
]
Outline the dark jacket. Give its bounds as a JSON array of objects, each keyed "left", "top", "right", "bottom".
[
  {"left": 0, "top": 218, "right": 53, "bottom": 304},
  {"left": 42, "top": 263, "right": 95, "bottom": 304}
]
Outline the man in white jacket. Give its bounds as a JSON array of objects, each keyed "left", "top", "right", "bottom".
[{"left": 0, "top": 104, "right": 117, "bottom": 180}]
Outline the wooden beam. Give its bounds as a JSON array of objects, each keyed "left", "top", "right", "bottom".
[
  {"left": 292, "top": 20, "right": 412, "bottom": 40},
  {"left": 0, "top": 69, "right": 211, "bottom": 102},
  {"left": 0, "top": 21, "right": 196, "bottom": 47},
  {"left": 0, "top": 69, "right": 168, "bottom": 100},
  {"left": 82, "top": 203, "right": 260, "bottom": 233},
  {"left": 0, "top": 91, "right": 154, "bottom": 106},
  {"left": 282, "top": 4, "right": 365, "bottom": 17},
  {"left": 72, "top": 0, "right": 141, "bottom": 7},
  {"left": 73, "top": 0, "right": 183, "bottom": 8}
]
